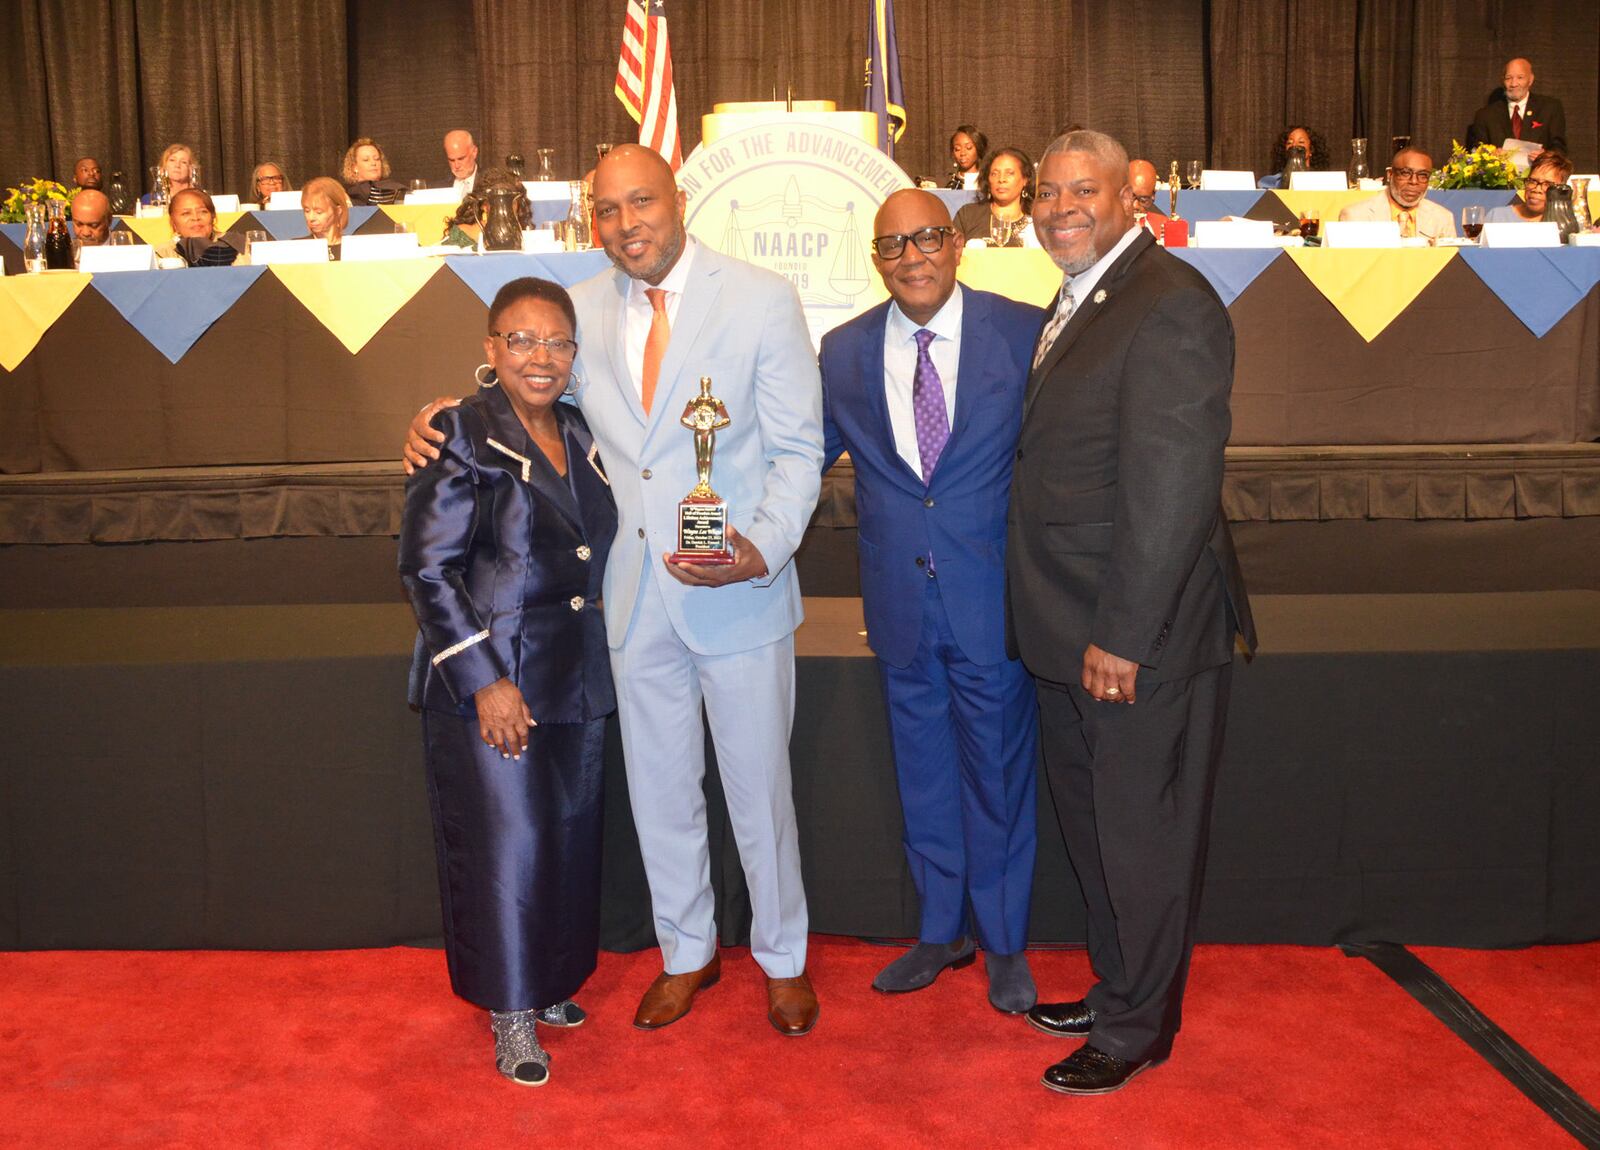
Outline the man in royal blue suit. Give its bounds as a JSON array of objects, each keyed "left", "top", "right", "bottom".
[{"left": 819, "top": 189, "right": 1045, "bottom": 1012}]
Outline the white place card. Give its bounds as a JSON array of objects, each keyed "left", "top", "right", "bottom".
[
  {"left": 402, "top": 188, "right": 462, "bottom": 206},
  {"left": 1480, "top": 222, "right": 1560, "bottom": 248},
  {"left": 522, "top": 228, "right": 565, "bottom": 253},
  {"left": 340, "top": 233, "right": 422, "bottom": 262},
  {"left": 266, "top": 190, "right": 305, "bottom": 210},
  {"left": 1288, "top": 171, "right": 1350, "bottom": 191},
  {"left": 250, "top": 239, "right": 329, "bottom": 265},
  {"left": 1199, "top": 170, "right": 1256, "bottom": 190},
  {"left": 1322, "top": 220, "right": 1402, "bottom": 248},
  {"left": 1193, "top": 220, "right": 1277, "bottom": 248},
  {"left": 523, "top": 181, "right": 575, "bottom": 202},
  {"left": 79, "top": 244, "right": 156, "bottom": 273},
  {"left": 209, "top": 194, "right": 241, "bottom": 212}
]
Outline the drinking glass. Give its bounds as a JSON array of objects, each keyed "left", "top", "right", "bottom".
[
  {"left": 1185, "top": 160, "right": 1203, "bottom": 189},
  {"left": 244, "top": 228, "right": 269, "bottom": 262},
  {"left": 1297, "top": 209, "right": 1321, "bottom": 241},
  {"left": 535, "top": 148, "right": 557, "bottom": 181},
  {"left": 1462, "top": 204, "right": 1485, "bottom": 241},
  {"left": 109, "top": 230, "right": 135, "bottom": 246}
]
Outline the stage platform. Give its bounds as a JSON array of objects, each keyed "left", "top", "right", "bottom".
[
  {"left": 2, "top": 443, "right": 1595, "bottom": 951},
  {"left": 2, "top": 592, "right": 1596, "bottom": 953},
  {"left": 1, "top": 444, "right": 1598, "bottom": 604}
]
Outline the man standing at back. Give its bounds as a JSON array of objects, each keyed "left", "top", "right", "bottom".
[
  {"left": 819, "top": 189, "right": 1043, "bottom": 1012},
  {"left": 406, "top": 144, "right": 824, "bottom": 1036},
  {"left": 1468, "top": 57, "right": 1567, "bottom": 154},
  {"left": 1009, "top": 129, "right": 1255, "bottom": 1094}
]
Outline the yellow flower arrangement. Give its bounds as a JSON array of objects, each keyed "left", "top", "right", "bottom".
[
  {"left": 1431, "top": 142, "right": 1524, "bottom": 190},
  {"left": 1, "top": 177, "right": 72, "bottom": 223}
]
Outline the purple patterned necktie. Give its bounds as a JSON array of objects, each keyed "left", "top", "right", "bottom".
[{"left": 912, "top": 329, "right": 949, "bottom": 485}]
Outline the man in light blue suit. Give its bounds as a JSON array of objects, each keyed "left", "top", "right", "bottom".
[
  {"left": 407, "top": 146, "right": 824, "bottom": 1036},
  {"left": 819, "top": 189, "right": 1044, "bottom": 1012}
]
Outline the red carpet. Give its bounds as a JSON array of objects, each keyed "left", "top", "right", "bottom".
[
  {"left": 1, "top": 938, "right": 1591, "bottom": 1149},
  {"left": 1413, "top": 943, "right": 1600, "bottom": 1102}
]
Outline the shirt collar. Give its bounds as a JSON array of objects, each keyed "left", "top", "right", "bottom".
[
  {"left": 887, "top": 282, "right": 964, "bottom": 345},
  {"left": 1063, "top": 224, "right": 1141, "bottom": 304},
  {"left": 628, "top": 235, "right": 698, "bottom": 303}
]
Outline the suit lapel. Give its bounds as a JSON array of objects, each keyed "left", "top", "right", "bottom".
[
  {"left": 643, "top": 247, "right": 723, "bottom": 451},
  {"left": 864, "top": 303, "right": 938, "bottom": 491},
  {"left": 481, "top": 386, "right": 582, "bottom": 533},
  {"left": 560, "top": 407, "right": 614, "bottom": 544},
  {"left": 1022, "top": 231, "right": 1154, "bottom": 425},
  {"left": 941, "top": 285, "right": 989, "bottom": 469},
  {"left": 598, "top": 270, "right": 645, "bottom": 427}
]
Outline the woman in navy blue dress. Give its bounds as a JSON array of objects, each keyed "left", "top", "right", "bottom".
[{"left": 399, "top": 277, "right": 616, "bottom": 1086}]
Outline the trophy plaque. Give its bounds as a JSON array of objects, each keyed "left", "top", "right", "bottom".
[{"left": 670, "top": 376, "right": 735, "bottom": 565}]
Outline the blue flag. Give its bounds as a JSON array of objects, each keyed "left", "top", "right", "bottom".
[{"left": 865, "top": 0, "right": 906, "bottom": 156}]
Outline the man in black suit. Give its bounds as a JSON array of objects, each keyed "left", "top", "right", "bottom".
[
  {"left": 1006, "top": 129, "right": 1255, "bottom": 1095},
  {"left": 1467, "top": 58, "right": 1566, "bottom": 154}
]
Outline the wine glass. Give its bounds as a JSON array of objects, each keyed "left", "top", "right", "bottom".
[
  {"left": 1297, "top": 209, "right": 1321, "bottom": 241},
  {"left": 595, "top": 142, "right": 616, "bottom": 163},
  {"left": 1462, "top": 204, "right": 1485, "bottom": 241},
  {"left": 1185, "top": 160, "right": 1203, "bottom": 189},
  {"left": 535, "top": 148, "right": 556, "bottom": 181}
]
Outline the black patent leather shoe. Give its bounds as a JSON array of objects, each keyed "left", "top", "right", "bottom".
[
  {"left": 1041, "top": 1045, "right": 1159, "bottom": 1095},
  {"left": 1026, "top": 998, "right": 1095, "bottom": 1037}
]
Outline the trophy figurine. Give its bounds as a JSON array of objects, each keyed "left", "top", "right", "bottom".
[{"left": 670, "top": 377, "right": 735, "bottom": 565}]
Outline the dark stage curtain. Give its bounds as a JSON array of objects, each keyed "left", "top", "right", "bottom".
[
  {"left": 1, "top": 2, "right": 1596, "bottom": 198},
  {"left": 1, "top": 0, "right": 347, "bottom": 203}
]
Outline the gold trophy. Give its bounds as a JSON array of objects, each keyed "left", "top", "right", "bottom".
[{"left": 670, "top": 377, "right": 735, "bottom": 565}]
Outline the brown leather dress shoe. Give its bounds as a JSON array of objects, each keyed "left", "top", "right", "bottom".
[
  {"left": 766, "top": 971, "right": 819, "bottom": 1036},
  {"left": 633, "top": 952, "right": 722, "bottom": 1030}
]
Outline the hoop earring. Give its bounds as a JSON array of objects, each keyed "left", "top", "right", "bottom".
[
  {"left": 474, "top": 363, "right": 497, "bottom": 388},
  {"left": 564, "top": 373, "right": 580, "bottom": 396}
]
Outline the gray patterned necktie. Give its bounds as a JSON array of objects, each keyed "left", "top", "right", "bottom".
[{"left": 1032, "top": 282, "right": 1076, "bottom": 370}]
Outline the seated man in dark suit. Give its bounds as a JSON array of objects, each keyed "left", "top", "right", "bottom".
[{"left": 1467, "top": 57, "right": 1566, "bottom": 154}]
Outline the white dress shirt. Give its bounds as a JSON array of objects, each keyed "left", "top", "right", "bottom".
[
  {"left": 623, "top": 237, "right": 698, "bottom": 400},
  {"left": 452, "top": 168, "right": 477, "bottom": 199},
  {"left": 883, "top": 283, "right": 963, "bottom": 476},
  {"left": 1508, "top": 97, "right": 1528, "bottom": 125}
]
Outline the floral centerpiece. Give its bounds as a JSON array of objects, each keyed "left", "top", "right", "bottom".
[
  {"left": 1431, "top": 142, "right": 1524, "bottom": 190},
  {"left": 1, "top": 177, "right": 72, "bottom": 223}
]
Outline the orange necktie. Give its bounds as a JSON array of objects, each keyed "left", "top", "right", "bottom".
[{"left": 641, "top": 287, "right": 670, "bottom": 414}]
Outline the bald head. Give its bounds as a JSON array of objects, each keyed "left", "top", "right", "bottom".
[
  {"left": 592, "top": 145, "right": 686, "bottom": 284},
  {"left": 444, "top": 130, "right": 478, "bottom": 180},
  {"left": 870, "top": 188, "right": 964, "bottom": 324},
  {"left": 1503, "top": 58, "right": 1534, "bottom": 102},
  {"left": 71, "top": 188, "right": 112, "bottom": 246},
  {"left": 1128, "top": 160, "right": 1158, "bottom": 197},
  {"left": 873, "top": 188, "right": 952, "bottom": 234}
]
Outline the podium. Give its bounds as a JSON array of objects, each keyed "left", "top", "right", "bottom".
[
  {"left": 701, "top": 100, "right": 880, "bottom": 149},
  {"left": 681, "top": 101, "right": 911, "bottom": 346}
]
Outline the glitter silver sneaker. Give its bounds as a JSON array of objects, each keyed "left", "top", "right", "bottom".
[
  {"left": 490, "top": 1009, "right": 550, "bottom": 1086},
  {"left": 537, "top": 999, "right": 587, "bottom": 1028}
]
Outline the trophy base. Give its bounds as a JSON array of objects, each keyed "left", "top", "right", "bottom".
[{"left": 671, "top": 495, "right": 735, "bottom": 566}]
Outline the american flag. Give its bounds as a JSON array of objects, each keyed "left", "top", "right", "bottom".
[{"left": 614, "top": 0, "right": 682, "bottom": 169}]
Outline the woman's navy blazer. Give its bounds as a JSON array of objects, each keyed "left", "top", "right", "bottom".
[{"left": 399, "top": 386, "right": 617, "bottom": 723}]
